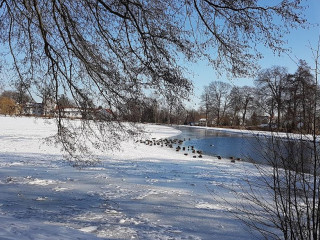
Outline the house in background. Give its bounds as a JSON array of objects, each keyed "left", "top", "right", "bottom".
[
  {"left": 23, "top": 102, "right": 44, "bottom": 116},
  {"left": 43, "top": 98, "right": 56, "bottom": 116},
  {"left": 4, "top": 99, "right": 112, "bottom": 120},
  {"left": 95, "top": 108, "right": 113, "bottom": 121},
  {"left": 198, "top": 118, "right": 207, "bottom": 126},
  {"left": 55, "top": 106, "right": 113, "bottom": 120},
  {"left": 55, "top": 107, "right": 82, "bottom": 119}
]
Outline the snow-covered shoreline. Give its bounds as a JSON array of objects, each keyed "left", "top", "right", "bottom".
[
  {"left": 174, "top": 124, "right": 318, "bottom": 141},
  {"left": 0, "top": 116, "right": 269, "bottom": 239}
]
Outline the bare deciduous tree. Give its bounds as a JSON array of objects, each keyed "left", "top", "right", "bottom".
[
  {"left": 255, "top": 66, "right": 288, "bottom": 130},
  {"left": 229, "top": 86, "right": 255, "bottom": 126},
  {"left": 0, "top": 0, "right": 307, "bottom": 162},
  {"left": 223, "top": 37, "right": 320, "bottom": 240},
  {"left": 203, "top": 81, "right": 231, "bottom": 126},
  {"left": 200, "top": 87, "right": 211, "bottom": 126}
]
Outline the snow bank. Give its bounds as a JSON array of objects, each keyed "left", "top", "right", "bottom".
[{"left": 181, "top": 124, "right": 317, "bottom": 141}]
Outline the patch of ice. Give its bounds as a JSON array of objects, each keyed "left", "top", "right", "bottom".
[
  {"left": 53, "top": 186, "right": 69, "bottom": 192},
  {"left": 8, "top": 162, "right": 25, "bottom": 166},
  {"left": 119, "top": 219, "right": 126, "bottom": 224},
  {"left": 96, "top": 225, "right": 138, "bottom": 239},
  {"left": 74, "top": 212, "right": 107, "bottom": 222},
  {"left": 195, "top": 202, "right": 233, "bottom": 211},
  {"left": 105, "top": 209, "right": 122, "bottom": 215},
  {"left": 94, "top": 174, "right": 109, "bottom": 179},
  {"left": 79, "top": 226, "right": 98, "bottom": 233},
  {"left": 5, "top": 176, "right": 18, "bottom": 183},
  {"left": 27, "top": 178, "right": 60, "bottom": 186},
  {"left": 133, "top": 188, "right": 187, "bottom": 200},
  {"left": 85, "top": 167, "right": 106, "bottom": 171},
  {"left": 119, "top": 218, "right": 142, "bottom": 225},
  {"left": 146, "top": 178, "right": 159, "bottom": 183},
  {"left": 35, "top": 196, "right": 48, "bottom": 201}
]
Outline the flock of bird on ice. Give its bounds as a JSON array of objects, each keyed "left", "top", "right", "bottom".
[{"left": 137, "top": 138, "right": 242, "bottom": 163}]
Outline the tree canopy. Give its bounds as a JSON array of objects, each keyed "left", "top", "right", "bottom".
[{"left": 0, "top": 0, "right": 307, "bottom": 161}]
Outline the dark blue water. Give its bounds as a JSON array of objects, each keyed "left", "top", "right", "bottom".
[
  {"left": 172, "top": 126, "right": 267, "bottom": 163},
  {"left": 170, "top": 126, "right": 315, "bottom": 173}
]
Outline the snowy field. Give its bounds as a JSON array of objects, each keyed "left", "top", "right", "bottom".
[{"left": 0, "top": 116, "right": 269, "bottom": 240}]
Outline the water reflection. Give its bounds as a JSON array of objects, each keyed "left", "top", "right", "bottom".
[
  {"left": 170, "top": 126, "right": 317, "bottom": 174},
  {"left": 172, "top": 126, "right": 263, "bottom": 162}
]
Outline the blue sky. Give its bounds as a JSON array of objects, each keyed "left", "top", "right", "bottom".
[{"left": 188, "top": 0, "right": 320, "bottom": 108}]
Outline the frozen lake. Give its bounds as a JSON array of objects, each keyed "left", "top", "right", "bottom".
[
  {"left": 172, "top": 126, "right": 264, "bottom": 163},
  {"left": 172, "top": 126, "right": 314, "bottom": 169}
]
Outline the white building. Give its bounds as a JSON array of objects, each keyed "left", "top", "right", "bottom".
[
  {"left": 198, "top": 118, "right": 207, "bottom": 126},
  {"left": 56, "top": 107, "right": 82, "bottom": 119},
  {"left": 23, "top": 102, "right": 43, "bottom": 116},
  {"left": 56, "top": 107, "right": 113, "bottom": 120}
]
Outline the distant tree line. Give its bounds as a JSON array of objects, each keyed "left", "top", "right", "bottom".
[
  {"left": 119, "top": 59, "right": 317, "bottom": 133},
  {"left": 119, "top": 96, "right": 188, "bottom": 125},
  {"left": 1, "top": 59, "right": 316, "bottom": 134},
  {"left": 200, "top": 60, "right": 317, "bottom": 133}
]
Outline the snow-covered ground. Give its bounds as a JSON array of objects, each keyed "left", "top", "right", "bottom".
[{"left": 0, "top": 116, "right": 269, "bottom": 239}]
